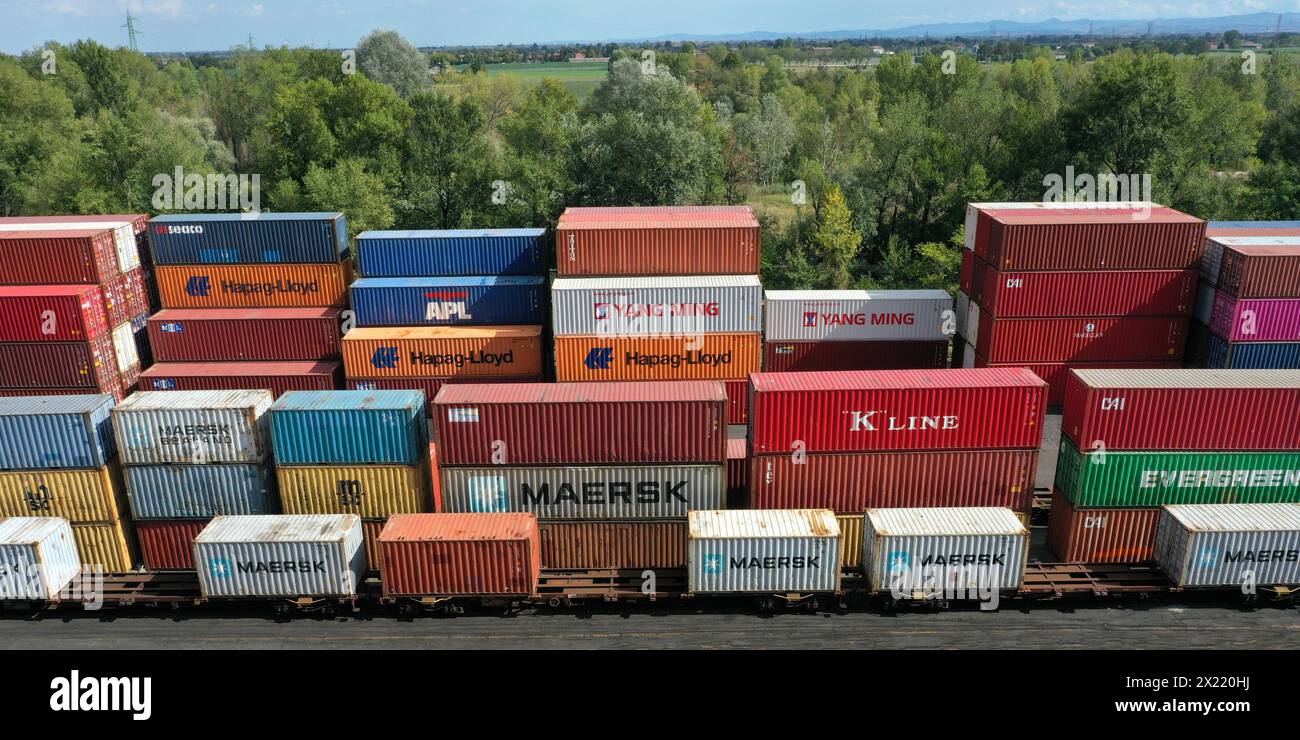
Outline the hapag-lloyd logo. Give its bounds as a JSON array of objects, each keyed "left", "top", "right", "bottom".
[{"left": 846, "top": 410, "right": 959, "bottom": 432}]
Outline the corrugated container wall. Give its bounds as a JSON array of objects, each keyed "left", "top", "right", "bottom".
[
  {"left": 1046, "top": 491, "right": 1160, "bottom": 563},
  {"left": 111, "top": 390, "right": 273, "bottom": 465},
  {"left": 269, "top": 390, "right": 426, "bottom": 466},
  {"left": 193, "top": 514, "right": 367, "bottom": 598},
  {"left": 1203, "top": 336, "right": 1300, "bottom": 369},
  {"left": 959, "top": 347, "right": 1179, "bottom": 406},
  {"left": 763, "top": 290, "right": 953, "bottom": 341},
  {"left": 350, "top": 276, "right": 548, "bottom": 327},
  {"left": 379, "top": 513, "right": 540, "bottom": 596},
  {"left": 148, "top": 213, "right": 348, "bottom": 265},
  {"left": 554, "top": 333, "right": 761, "bottom": 382},
  {"left": 861, "top": 507, "right": 1029, "bottom": 593},
  {"left": 341, "top": 326, "right": 544, "bottom": 379},
  {"left": 967, "top": 312, "right": 1187, "bottom": 363},
  {"left": 124, "top": 463, "right": 277, "bottom": 519},
  {"left": 0, "top": 395, "right": 116, "bottom": 470},
  {"left": 440, "top": 464, "right": 725, "bottom": 518},
  {"left": 556, "top": 207, "right": 760, "bottom": 276},
  {"left": 276, "top": 464, "right": 431, "bottom": 517},
  {"left": 137, "top": 519, "right": 206, "bottom": 570},
  {"left": 552, "top": 276, "right": 763, "bottom": 335},
  {"left": 1215, "top": 241, "right": 1300, "bottom": 298},
  {"left": 140, "top": 361, "right": 340, "bottom": 396},
  {"left": 0, "top": 229, "right": 123, "bottom": 283},
  {"left": 764, "top": 340, "right": 949, "bottom": 372},
  {"left": 539, "top": 520, "right": 687, "bottom": 569},
  {"left": 148, "top": 309, "right": 343, "bottom": 362},
  {"left": 1210, "top": 295, "right": 1300, "bottom": 342},
  {"left": 0, "top": 335, "right": 123, "bottom": 390},
  {"left": 356, "top": 228, "right": 547, "bottom": 277},
  {"left": 687, "top": 509, "right": 842, "bottom": 593},
  {"left": 71, "top": 519, "right": 135, "bottom": 571},
  {"left": 1154, "top": 504, "right": 1300, "bottom": 587},
  {"left": 971, "top": 207, "right": 1205, "bottom": 271},
  {"left": 0, "top": 286, "right": 110, "bottom": 342},
  {"left": 0, "top": 466, "right": 127, "bottom": 522},
  {"left": 0, "top": 518, "right": 81, "bottom": 599},
  {"left": 154, "top": 262, "right": 352, "bottom": 308},
  {"left": 977, "top": 269, "right": 1197, "bottom": 318}
]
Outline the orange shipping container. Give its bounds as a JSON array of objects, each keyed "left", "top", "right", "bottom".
[
  {"left": 555, "top": 206, "right": 760, "bottom": 276},
  {"left": 343, "top": 325, "right": 544, "bottom": 379},
  {"left": 555, "top": 333, "right": 761, "bottom": 381},
  {"left": 155, "top": 261, "right": 353, "bottom": 308}
]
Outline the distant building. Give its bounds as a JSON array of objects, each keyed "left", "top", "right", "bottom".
[
  {"left": 870, "top": 45, "right": 886, "bottom": 55},
  {"left": 568, "top": 53, "right": 610, "bottom": 63},
  {"left": 1242, "top": 41, "right": 1263, "bottom": 49}
]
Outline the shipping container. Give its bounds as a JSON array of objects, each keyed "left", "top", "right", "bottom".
[
  {"left": 0, "top": 334, "right": 125, "bottom": 391},
  {"left": 0, "top": 213, "right": 149, "bottom": 236},
  {"left": 963, "top": 201, "right": 1155, "bottom": 252},
  {"left": 148, "top": 308, "right": 343, "bottom": 362},
  {"left": 1203, "top": 335, "right": 1300, "bottom": 369},
  {"left": 960, "top": 249, "right": 977, "bottom": 297},
  {"left": 71, "top": 519, "right": 135, "bottom": 572},
  {"left": 958, "top": 343, "right": 1179, "bottom": 406},
  {"left": 726, "top": 428, "right": 747, "bottom": 495},
  {"left": 0, "top": 221, "right": 138, "bottom": 274},
  {"left": 1046, "top": 490, "right": 1159, "bottom": 563},
  {"left": 539, "top": 520, "right": 687, "bottom": 569},
  {"left": 0, "top": 385, "right": 126, "bottom": 403},
  {"left": 861, "top": 507, "right": 1029, "bottom": 593},
  {"left": 140, "top": 361, "right": 340, "bottom": 396},
  {"left": 379, "top": 513, "right": 539, "bottom": 596},
  {"left": 193, "top": 514, "right": 365, "bottom": 598},
  {"left": 277, "top": 464, "right": 431, "bottom": 518},
  {"left": 966, "top": 309, "right": 1187, "bottom": 363},
  {"left": 111, "top": 390, "right": 272, "bottom": 465},
  {"left": 0, "top": 395, "right": 116, "bottom": 471},
  {"left": 837, "top": 514, "right": 863, "bottom": 570},
  {"left": 362, "top": 519, "right": 384, "bottom": 572},
  {"left": 687, "top": 509, "right": 840, "bottom": 593},
  {"left": 749, "top": 369, "right": 1046, "bottom": 455},
  {"left": 344, "top": 375, "right": 542, "bottom": 415},
  {"left": 750, "top": 449, "right": 1036, "bottom": 513},
  {"left": 0, "top": 517, "right": 81, "bottom": 599},
  {"left": 136, "top": 519, "right": 205, "bottom": 570},
  {"left": 124, "top": 463, "right": 277, "bottom": 519},
  {"left": 356, "top": 228, "right": 547, "bottom": 277},
  {"left": 1154, "top": 503, "right": 1300, "bottom": 587},
  {"left": 154, "top": 262, "right": 352, "bottom": 308},
  {"left": 764, "top": 339, "right": 949, "bottom": 372},
  {"left": 976, "top": 268, "right": 1196, "bottom": 318},
  {"left": 554, "top": 333, "right": 762, "bottom": 381},
  {"left": 433, "top": 381, "right": 726, "bottom": 466},
  {"left": 1202, "top": 234, "right": 1300, "bottom": 284},
  {"left": 556, "top": 206, "right": 760, "bottom": 276},
  {"left": 763, "top": 290, "right": 952, "bottom": 342},
  {"left": 552, "top": 276, "right": 762, "bottom": 336},
  {"left": 724, "top": 378, "right": 748, "bottom": 424},
  {"left": 1061, "top": 369, "right": 1300, "bottom": 451},
  {"left": 93, "top": 266, "right": 147, "bottom": 327},
  {"left": 1210, "top": 294, "right": 1300, "bottom": 342},
  {"left": 1193, "top": 280, "right": 1216, "bottom": 325},
  {"left": 269, "top": 390, "right": 426, "bottom": 466},
  {"left": 0, "top": 229, "right": 121, "bottom": 284},
  {"left": 0, "top": 465, "right": 126, "bottom": 522},
  {"left": 1213, "top": 240, "right": 1300, "bottom": 298},
  {"left": 350, "top": 276, "right": 547, "bottom": 328},
  {"left": 0, "top": 285, "right": 109, "bottom": 342},
  {"left": 148, "top": 212, "right": 348, "bottom": 265},
  {"left": 342, "top": 326, "right": 544, "bottom": 379}
]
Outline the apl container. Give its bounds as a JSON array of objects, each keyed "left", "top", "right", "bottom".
[
  {"left": 111, "top": 390, "right": 273, "bottom": 465},
  {"left": 139, "top": 361, "right": 340, "bottom": 396},
  {"left": 763, "top": 290, "right": 952, "bottom": 342},
  {"left": 269, "top": 390, "right": 426, "bottom": 466},
  {"left": 136, "top": 519, "right": 206, "bottom": 570},
  {"left": 124, "top": 463, "right": 277, "bottom": 519},
  {"left": 975, "top": 268, "right": 1197, "bottom": 318},
  {"left": 687, "top": 509, "right": 841, "bottom": 594},
  {"left": 553, "top": 276, "right": 762, "bottom": 335},
  {"left": 147, "top": 308, "right": 343, "bottom": 362},
  {"left": 965, "top": 309, "right": 1187, "bottom": 363},
  {"left": 1215, "top": 240, "right": 1300, "bottom": 298},
  {"left": 554, "top": 333, "right": 762, "bottom": 381},
  {"left": 154, "top": 262, "right": 352, "bottom": 308},
  {"left": 356, "top": 228, "right": 547, "bottom": 276},
  {"left": 440, "top": 464, "right": 725, "bottom": 518},
  {"left": 379, "top": 512, "right": 540, "bottom": 596},
  {"left": 861, "top": 507, "right": 1029, "bottom": 593},
  {"left": 0, "top": 517, "right": 81, "bottom": 600},
  {"left": 341, "top": 326, "right": 544, "bottom": 379},
  {"left": 540, "top": 520, "right": 687, "bottom": 569},
  {"left": 148, "top": 212, "right": 348, "bottom": 265},
  {"left": 556, "top": 206, "right": 760, "bottom": 276},
  {"left": 1154, "top": 503, "right": 1300, "bottom": 587},
  {"left": 276, "top": 464, "right": 432, "bottom": 518},
  {"left": 0, "top": 466, "right": 126, "bottom": 522},
  {"left": 0, "top": 395, "right": 116, "bottom": 470},
  {"left": 1046, "top": 490, "right": 1160, "bottom": 563},
  {"left": 193, "top": 514, "right": 366, "bottom": 598},
  {"left": 763, "top": 340, "right": 949, "bottom": 372},
  {"left": 0, "top": 285, "right": 110, "bottom": 342},
  {"left": 350, "top": 276, "right": 547, "bottom": 327},
  {"left": 1204, "top": 336, "right": 1300, "bottom": 369},
  {"left": 1210, "top": 294, "right": 1300, "bottom": 342}
]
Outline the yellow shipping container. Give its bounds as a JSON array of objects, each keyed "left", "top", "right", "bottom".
[
  {"left": 555, "top": 333, "right": 762, "bottom": 381},
  {"left": 837, "top": 514, "right": 863, "bottom": 571},
  {"left": 342, "top": 326, "right": 544, "bottom": 379},
  {"left": 72, "top": 519, "right": 136, "bottom": 572},
  {"left": 0, "top": 465, "right": 127, "bottom": 523},
  {"left": 277, "top": 463, "right": 431, "bottom": 518}
]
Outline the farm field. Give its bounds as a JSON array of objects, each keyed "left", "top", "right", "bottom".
[{"left": 456, "top": 61, "right": 608, "bottom": 98}]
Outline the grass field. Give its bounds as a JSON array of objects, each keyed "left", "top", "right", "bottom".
[
  {"left": 457, "top": 61, "right": 608, "bottom": 99},
  {"left": 747, "top": 186, "right": 805, "bottom": 229}
]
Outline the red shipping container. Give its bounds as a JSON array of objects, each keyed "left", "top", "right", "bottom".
[
  {"left": 960, "top": 248, "right": 977, "bottom": 297},
  {"left": 969, "top": 313, "right": 1187, "bottom": 363},
  {"left": 345, "top": 375, "right": 544, "bottom": 415},
  {"left": 0, "top": 229, "right": 124, "bottom": 283},
  {"left": 727, "top": 430, "right": 748, "bottom": 493},
  {"left": 1061, "top": 367, "right": 1300, "bottom": 451},
  {"left": 0, "top": 285, "right": 110, "bottom": 341},
  {"left": 433, "top": 381, "right": 727, "bottom": 466},
  {"left": 978, "top": 268, "right": 1197, "bottom": 318},
  {"left": 969, "top": 206, "right": 1204, "bottom": 270},
  {"left": 0, "top": 335, "right": 122, "bottom": 390},
  {"left": 0, "top": 213, "right": 149, "bottom": 235},
  {"left": 538, "top": 521, "right": 687, "bottom": 569},
  {"left": 961, "top": 347, "right": 1179, "bottom": 406},
  {"left": 749, "top": 369, "right": 1047, "bottom": 455},
  {"left": 96, "top": 267, "right": 143, "bottom": 327},
  {"left": 750, "top": 449, "right": 1037, "bottom": 513},
  {"left": 555, "top": 206, "right": 760, "bottom": 276},
  {"left": 1218, "top": 245, "right": 1300, "bottom": 299},
  {"left": 139, "top": 360, "right": 340, "bottom": 396},
  {"left": 764, "top": 340, "right": 949, "bottom": 372},
  {"left": 148, "top": 308, "right": 345, "bottom": 362},
  {"left": 1046, "top": 491, "right": 1160, "bottom": 564},
  {"left": 380, "top": 513, "right": 540, "bottom": 596},
  {"left": 724, "top": 378, "right": 748, "bottom": 424},
  {"left": 362, "top": 519, "right": 384, "bottom": 572},
  {"left": 137, "top": 520, "right": 206, "bottom": 570},
  {"left": 0, "top": 385, "right": 127, "bottom": 402}
]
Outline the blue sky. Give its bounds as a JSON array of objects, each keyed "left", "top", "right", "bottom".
[{"left": 3, "top": 0, "right": 1298, "bottom": 53}]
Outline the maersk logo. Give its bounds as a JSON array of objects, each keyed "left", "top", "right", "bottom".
[
  {"left": 208, "top": 557, "right": 234, "bottom": 579},
  {"left": 802, "top": 311, "right": 817, "bottom": 327},
  {"left": 584, "top": 347, "right": 613, "bottom": 370},
  {"left": 469, "top": 476, "right": 509, "bottom": 512},
  {"left": 371, "top": 346, "right": 400, "bottom": 369},
  {"left": 702, "top": 553, "right": 725, "bottom": 573},
  {"left": 887, "top": 551, "right": 911, "bottom": 571},
  {"left": 185, "top": 275, "right": 210, "bottom": 297},
  {"left": 1196, "top": 547, "right": 1220, "bottom": 568}
]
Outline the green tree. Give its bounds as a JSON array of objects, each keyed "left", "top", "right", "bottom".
[
  {"left": 301, "top": 158, "right": 395, "bottom": 237},
  {"left": 809, "top": 185, "right": 859, "bottom": 288},
  {"left": 356, "top": 29, "right": 431, "bottom": 98}
]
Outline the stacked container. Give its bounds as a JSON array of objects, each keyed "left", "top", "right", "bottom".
[
  {"left": 113, "top": 390, "right": 277, "bottom": 570},
  {"left": 1048, "top": 369, "right": 1300, "bottom": 564},
  {"left": 957, "top": 202, "right": 1204, "bottom": 405},
  {"left": 1192, "top": 233, "right": 1300, "bottom": 369},
  {"left": 141, "top": 213, "right": 350, "bottom": 396}
]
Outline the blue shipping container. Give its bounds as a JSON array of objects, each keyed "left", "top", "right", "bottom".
[
  {"left": 124, "top": 463, "right": 278, "bottom": 519},
  {"left": 1204, "top": 333, "right": 1300, "bottom": 369},
  {"left": 148, "top": 213, "right": 348, "bottom": 265},
  {"left": 269, "top": 390, "right": 426, "bottom": 465},
  {"left": 356, "top": 229, "right": 548, "bottom": 276},
  {"left": 349, "top": 276, "right": 548, "bottom": 327},
  {"left": 0, "top": 395, "right": 116, "bottom": 470}
]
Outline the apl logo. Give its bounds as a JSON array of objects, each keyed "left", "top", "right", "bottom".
[
  {"left": 209, "top": 558, "right": 234, "bottom": 579},
  {"left": 185, "top": 276, "right": 211, "bottom": 297},
  {"left": 1196, "top": 547, "right": 1220, "bottom": 568},
  {"left": 584, "top": 347, "right": 613, "bottom": 370},
  {"left": 702, "top": 553, "right": 725, "bottom": 573},
  {"left": 802, "top": 312, "right": 818, "bottom": 327},
  {"left": 468, "top": 476, "right": 509, "bottom": 513},
  {"left": 371, "top": 347, "right": 400, "bottom": 369},
  {"left": 593, "top": 303, "right": 611, "bottom": 320},
  {"left": 887, "top": 551, "right": 911, "bottom": 571}
]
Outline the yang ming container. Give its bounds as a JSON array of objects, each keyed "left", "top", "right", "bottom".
[
  {"left": 687, "top": 509, "right": 841, "bottom": 594},
  {"left": 540, "top": 520, "right": 687, "bottom": 569},
  {"left": 763, "top": 340, "right": 949, "bottom": 372},
  {"left": 1204, "top": 336, "right": 1300, "bottom": 370},
  {"left": 763, "top": 290, "right": 952, "bottom": 341},
  {"left": 862, "top": 507, "right": 1029, "bottom": 594},
  {"left": 1210, "top": 294, "right": 1300, "bottom": 342},
  {"left": 554, "top": 333, "right": 762, "bottom": 381},
  {"left": 276, "top": 464, "right": 431, "bottom": 517},
  {"left": 0, "top": 286, "right": 110, "bottom": 342},
  {"left": 350, "top": 276, "right": 547, "bottom": 327},
  {"left": 379, "top": 513, "right": 540, "bottom": 597},
  {"left": 140, "top": 361, "right": 340, "bottom": 396},
  {"left": 552, "top": 276, "right": 762, "bottom": 335},
  {"left": 193, "top": 514, "right": 366, "bottom": 598},
  {"left": 356, "top": 228, "right": 547, "bottom": 276},
  {"left": 124, "top": 463, "right": 277, "bottom": 519},
  {"left": 965, "top": 310, "right": 1187, "bottom": 363},
  {"left": 556, "top": 206, "right": 760, "bottom": 276},
  {"left": 1046, "top": 490, "right": 1160, "bottom": 563},
  {"left": 269, "top": 390, "right": 425, "bottom": 466},
  {"left": 1154, "top": 503, "right": 1300, "bottom": 587},
  {"left": 111, "top": 390, "right": 273, "bottom": 465},
  {"left": 1214, "top": 240, "right": 1300, "bottom": 298},
  {"left": 342, "top": 326, "right": 544, "bottom": 379},
  {"left": 0, "top": 395, "right": 116, "bottom": 470},
  {"left": 154, "top": 262, "right": 352, "bottom": 308},
  {"left": 0, "top": 518, "right": 81, "bottom": 600},
  {"left": 0, "top": 466, "right": 126, "bottom": 522},
  {"left": 976, "top": 269, "right": 1196, "bottom": 318},
  {"left": 148, "top": 212, "right": 348, "bottom": 265},
  {"left": 148, "top": 308, "right": 343, "bottom": 362}
]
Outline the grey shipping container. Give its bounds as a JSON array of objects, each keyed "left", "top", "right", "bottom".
[
  {"left": 764, "top": 289, "right": 953, "bottom": 342},
  {"left": 552, "top": 276, "right": 763, "bottom": 336},
  {"left": 687, "top": 509, "right": 841, "bottom": 594},
  {"left": 111, "top": 390, "right": 273, "bottom": 465},
  {"left": 1153, "top": 503, "right": 1300, "bottom": 588},
  {"left": 0, "top": 517, "right": 81, "bottom": 600},
  {"left": 0, "top": 395, "right": 116, "bottom": 471},
  {"left": 193, "top": 514, "right": 366, "bottom": 598},
  {"left": 862, "top": 507, "right": 1029, "bottom": 595},
  {"left": 124, "top": 463, "right": 278, "bottom": 520}
]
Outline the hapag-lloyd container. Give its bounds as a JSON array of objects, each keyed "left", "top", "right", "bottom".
[
  {"left": 763, "top": 340, "right": 949, "bottom": 372},
  {"left": 1210, "top": 294, "right": 1300, "bottom": 342},
  {"left": 0, "top": 229, "right": 122, "bottom": 284},
  {"left": 356, "top": 228, "right": 548, "bottom": 276},
  {"left": 965, "top": 305, "right": 1187, "bottom": 363},
  {"left": 976, "top": 267, "right": 1197, "bottom": 318},
  {"left": 763, "top": 290, "right": 952, "bottom": 342},
  {"left": 958, "top": 342, "right": 1179, "bottom": 406},
  {"left": 148, "top": 212, "right": 348, "bottom": 265},
  {"left": 379, "top": 513, "right": 540, "bottom": 596},
  {"left": 0, "top": 395, "right": 116, "bottom": 470},
  {"left": 0, "top": 518, "right": 81, "bottom": 600},
  {"left": 193, "top": 514, "right": 367, "bottom": 598},
  {"left": 154, "top": 261, "right": 353, "bottom": 308},
  {"left": 433, "top": 381, "right": 726, "bottom": 466},
  {"left": 1046, "top": 490, "right": 1160, "bottom": 563},
  {"left": 0, "top": 465, "right": 127, "bottom": 522},
  {"left": 111, "top": 390, "right": 273, "bottom": 465},
  {"left": 140, "top": 361, "right": 340, "bottom": 396},
  {"left": 687, "top": 509, "right": 841, "bottom": 594},
  {"left": 1155, "top": 504, "right": 1300, "bottom": 587},
  {"left": 553, "top": 333, "right": 762, "bottom": 381},
  {"left": 556, "top": 206, "right": 760, "bottom": 276},
  {"left": 439, "top": 464, "right": 726, "bottom": 519},
  {"left": 269, "top": 390, "right": 426, "bottom": 466},
  {"left": 0, "top": 221, "right": 139, "bottom": 273},
  {"left": 1204, "top": 335, "right": 1300, "bottom": 369},
  {"left": 1061, "top": 369, "right": 1300, "bottom": 451},
  {"left": 0, "top": 335, "right": 123, "bottom": 390},
  {"left": 276, "top": 464, "right": 432, "bottom": 518},
  {"left": 148, "top": 308, "right": 344, "bottom": 362},
  {"left": 124, "top": 463, "right": 277, "bottom": 519},
  {"left": 136, "top": 519, "right": 206, "bottom": 570},
  {"left": 749, "top": 449, "right": 1036, "bottom": 513},
  {"left": 341, "top": 326, "right": 544, "bottom": 379},
  {"left": 748, "top": 369, "right": 1046, "bottom": 455},
  {"left": 0, "top": 286, "right": 109, "bottom": 342},
  {"left": 540, "top": 520, "right": 688, "bottom": 569},
  {"left": 861, "top": 507, "right": 1029, "bottom": 593},
  {"left": 1213, "top": 240, "right": 1300, "bottom": 298},
  {"left": 552, "top": 276, "right": 762, "bottom": 335},
  {"left": 350, "top": 276, "right": 548, "bottom": 327}
]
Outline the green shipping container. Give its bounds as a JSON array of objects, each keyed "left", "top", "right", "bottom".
[{"left": 1055, "top": 437, "right": 1300, "bottom": 507}]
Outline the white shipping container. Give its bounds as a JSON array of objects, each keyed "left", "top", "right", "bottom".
[
  {"left": 552, "top": 276, "right": 762, "bottom": 336},
  {"left": 862, "top": 507, "right": 1029, "bottom": 595},
  {"left": 0, "top": 517, "right": 81, "bottom": 600},
  {"left": 687, "top": 509, "right": 841, "bottom": 594},
  {"left": 764, "top": 289, "right": 952, "bottom": 342},
  {"left": 1154, "top": 503, "right": 1300, "bottom": 588},
  {"left": 955, "top": 291, "right": 971, "bottom": 342},
  {"left": 193, "top": 514, "right": 366, "bottom": 598},
  {"left": 112, "top": 390, "right": 273, "bottom": 465}
]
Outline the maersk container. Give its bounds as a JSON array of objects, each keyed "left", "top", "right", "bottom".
[
  {"left": 111, "top": 390, "right": 273, "bottom": 465},
  {"left": 553, "top": 276, "right": 762, "bottom": 336},
  {"left": 154, "top": 262, "right": 352, "bottom": 308},
  {"left": 147, "top": 308, "right": 343, "bottom": 362},
  {"left": 976, "top": 268, "right": 1197, "bottom": 318},
  {"left": 861, "top": 507, "right": 1029, "bottom": 594},
  {"left": 1154, "top": 503, "right": 1300, "bottom": 587},
  {"left": 1214, "top": 240, "right": 1300, "bottom": 298},
  {"left": 350, "top": 276, "right": 548, "bottom": 327},
  {"left": 763, "top": 339, "right": 949, "bottom": 372},
  {"left": 1204, "top": 335, "right": 1300, "bottom": 369},
  {"left": 966, "top": 308, "right": 1188, "bottom": 363},
  {"left": 0, "top": 466, "right": 126, "bottom": 522},
  {"left": 1046, "top": 490, "right": 1160, "bottom": 563},
  {"left": 0, "top": 517, "right": 81, "bottom": 600},
  {"left": 687, "top": 509, "right": 841, "bottom": 594},
  {"left": 958, "top": 343, "right": 1178, "bottom": 407},
  {"left": 276, "top": 464, "right": 431, "bottom": 518},
  {"left": 193, "top": 514, "right": 366, "bottom": 598},
  {"left": 0, "top": 395, "right": 116, "bottom": 470},
  {"left": 1210, "top": 294, "right": 1300, "bottom": 342},
  {"left": 379, "top": 512, "right": 540, "bottom": 596},
  {"left": 0, "top": 335, "right": 123, "bottom": 390},
  {"left": 148, "top": 212, "right": 348, "bottom": 265},
  {"left": 555, "top": 206, "right": 760, "bottom": 276},
  {"left": 0, "top": 221, "right": 139, "bottom": 273},
  {"left": 763, "top": 289, "right": 952, "bottom": 342},
  {"left": 356, "top": 228, "right": 547, "bottom": 276},
  {"left": 269, "top": 390, "right": 426, "bottom": 466},
  {"left": 341, "top": 326, "right": 544, "bottom": 380},
  {"left": 0, "top": 286, "right": 109, "bottom": 342},
  {"left": 124, "top": 463, "right": 277, "bottom": 519},
  {"left": 540, "top": 520, "right": 688, "bottom": 569},
  {"left": 139, "top": 361, "right": 340, "bottom": 397},
  {"left": 440, "top": 464, "right": 725, "bottom": 519}
]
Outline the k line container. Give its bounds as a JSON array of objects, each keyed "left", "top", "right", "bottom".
[
  {"left": 111, "top": 390, "right": 272, "bottom": 465},
  {"left": 0, "top": 395, "right": 116, "bottom": 471},
  {"left": 1214, "top": 240, "right": 1300, "bottom": 298},
  {"left": 140, "top": 361, "right": 340, "bottom": 396},
  {"left": 748, "top": 369, "right": 1047, "bottom": 455},
  {"left": 148, "top": 212, "right": 348, "bottom": 265},
  {"left": 764, "top": 340, "right": 949, "bottom": 372},
  {"left": 763, "top": 290, "right": 952, "bottom": 342},
  {"left": 193, "top": 514, "right": 366, "bottom": 598},
  {"left": 154, "top": 262, "right": 352, "bottom": 308},
  {"left": 966, "top": 310, "right": 1187, "bottom": 363},
  {"left": 552, "top": 276, "right": 762, "bottom": 335},
  {"left": 0, "top": 465, "right": 126, "bottom": 522},
  {"left": 1046, "top": 490, "right": 1160, "bottom": 563},
  {"left": 356, "top": 228, "right": 547, "bottom": 276},
  {"left": 276, "top": 464, "right": 431, "bottom": 518},
  {"left": 0, "top": 228, "right": 125, "bottom": 283},
  {"left": 137, "top": 519, "right": 206, "bottom": 570},
  {"left": 71, "top": 519, "right": 135, "bottom": 571},
  {"left": 1210, "top": 294, "right": 1300, "bottom": 342},
  {"left": 269, "top": 390, "right": 426, "bottom": 466},
  {"left": 554, "top": 333, "right": 762, "bottom": 381},
  {"left": 1154, "top": 503, "right": 1300, "bottom": 587},
  {"left": 861, "top": 507, "right": 1029, "bottom": 593},
  {"left": 440, "top": 464, "right": 725, "bottom": 519},
  {"left": 1203, "top": 336, "right": 1300, "bottom": 369},
  {"left": 433, "top": 381, "right": 726, "bottom": 466},
  {"left": 0, "top": 335, "right": 124, "bottom": 391},
  {"left": 1061, "top": 369, "right": 1300, "bottom": 451},
  {"left": 0, "top": 286, "right": 109, "bottom": 342},
  {"left": 0, "top": 518, "right": 81, "bottom": 599},
  {"left": 379, "top": 513, "right": 540, "bottom": 596},
  {"left": 350, "top": 276, "right": 548, "bottom": 327},
  {"left": 975, "top": 268, "right": 1197, "bottom": 318},
  {"left": 556, "top": 206, "right": 760, "bottom": 276},
  {"left": 687, "top": 509, "right": 841, "bottom": 594},
  {"left": 958, "top": 343, "right": 1179, "bottom": 406},
  {"left": 148, "top": 308, "right": 343, "bottom": 362},
  {"left": 342, "top": 326, "right": 544, "bottom": 379},
  {"left": 750, "top": 449, "right": 1036, "bottom": 513},
  {"left": 124, "top": 463, "right": 277, "bottom": 519},
  {"left": 539, "top": 520, "right": 687, "bottom": 569}
]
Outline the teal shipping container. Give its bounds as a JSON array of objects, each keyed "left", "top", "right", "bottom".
[{"left": 270, "top": 390, "right": 426, "bottom": 466}]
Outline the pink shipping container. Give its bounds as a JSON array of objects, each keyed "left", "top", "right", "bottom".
[
  {"left": 148, "top": 308, "right": 345, "bottom": 362},
  {"left": 345, "top": 375, "right": 543, "bottom": 415},
  {"left": 764, "top": 340, "right": 949, "bottom": 372},
  {"left": 555, "top": 206, "right": 760, "bottom": 276},
  {"left": 0, "top": 335, "right": 124, "bottom": 390},
  {"left": 1218, "top": 245, "right": 1300, "bottom": 299},
  {"left": 380, "top": 513, "right": 540, "bottom": 596},
  {"left": 748, "top": 369, "right": 1047, "bottom": 455},
  {"left": 433, "top": 381, "right": 727, "bottom": 466},
  {"left": 538, "top": 521, "right": 687, "bottom": 569},
  {"left": 968, "top": 206, "right": 1204, "bottom": 271},
  {"left": 1046, "top": 491, "right": 1160, "bottom": 564},
  {"left": 1209, "top": 294, "right": 1300, "bottom": 342},
  {"left": 0, "top": 285, "right": 110, "bottom": 341},
  {"left": 137, "top": 520, "right": 206, "bottom": 570},
  {"left": 970, "top": 314, "right": 1187, "bottom": 363},
  {"left": 977, "top": 267, "right": 1197, "bottom": 318},
  {"left": 0, "top": 229, "right": 123, "bottom": 283},
  {"left": 139, "top": 360, "right": 341, "bottom": 396},
  {"left": 961, "top": 347, "right": 1179, "bottom": 406}
]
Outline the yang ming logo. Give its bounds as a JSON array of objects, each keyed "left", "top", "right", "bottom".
[
  {"left": 185, "top": 275, "right": 211, "bottom": 297},
  {"left": 371, "top": 346, "right": 400, "bottom": 369},
  {"left": 584, "top": 346, "right": 613, "bottom": 370},
  {"left": 209, "top": 558, "right": 233, "bottom": 579},
  {"left": 802, "top": 312, "right": 817, "bottom": 327},
  {"left": 594, "top": 303, "right": 611, "bottom": 320}
]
